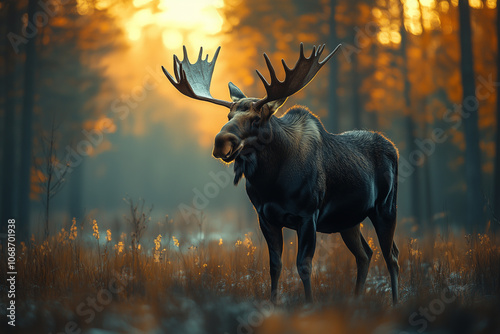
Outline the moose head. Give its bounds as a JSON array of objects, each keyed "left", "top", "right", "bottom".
[{"left": 162, "top": 43, "right": 341, "bottom": 164}]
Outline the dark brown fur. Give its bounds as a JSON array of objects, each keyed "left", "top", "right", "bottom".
[{"left": 212, "top": 86, "right": 400, "bottom": 304}]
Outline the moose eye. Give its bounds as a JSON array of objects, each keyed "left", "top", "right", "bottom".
[{"left": 251, "top": 118, "right": 260, "bottom": 128}]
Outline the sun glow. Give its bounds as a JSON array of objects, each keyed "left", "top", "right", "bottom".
[
  {"left": 126, "top": 0, "right": 225, "bottom": 49},
  {"left": 77, "top": 0, "right": 224, "bottom": 50}
]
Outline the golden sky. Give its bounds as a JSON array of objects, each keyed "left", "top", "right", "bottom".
[
  {"left": 76, "top": 0, "right": 234, "bottom": 147},
  {"left": 76, "top": 0, "right": 497, "bottom": 148}
]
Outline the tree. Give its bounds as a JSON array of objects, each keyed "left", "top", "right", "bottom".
[
  {"left": 17, "top": 0, "right": 38, "bottom": 242},
  {"left": 1, "top": 0, "right": 19, "bottom": 236},
  {"left": 397, "top": 0, "right": 425, "bottom": 228},
  {"left": 327, "top": 0, "right": 340, "bottom": 133},
  {"left": 458, "top": 0, "right": 484, "bottom": 231},
  {"left": 33, "top": 121, "right": 68, "bottom": 239},
  {"left": 494, "top": 1, "right": 500, "bottom": 224}
]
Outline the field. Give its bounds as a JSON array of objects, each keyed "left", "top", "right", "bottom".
[{"left": 1, "top": 218, "right": 499, "bottom": 334}]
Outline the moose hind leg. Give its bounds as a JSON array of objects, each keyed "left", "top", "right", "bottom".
[
  {"left": 370, "top": 212, "right": 399, "bottom": 304},
  {"left": 341, "top": 225, "right": 372, "bottom": 295}
]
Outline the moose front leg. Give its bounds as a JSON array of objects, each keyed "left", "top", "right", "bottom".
[
  {"left": 259, "top": 216, "right": 283, "bottom": 304},
  {"left": 296, "top": 216, "right": 317, "bottom": 303}
]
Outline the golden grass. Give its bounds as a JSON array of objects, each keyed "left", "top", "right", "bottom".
[{"left": 1, "top": 218, "right": 499, "bottom": 333}]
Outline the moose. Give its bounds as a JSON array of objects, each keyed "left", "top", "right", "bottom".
[{"left": 162, "top": 44, "right": 400, "bottom": 304}]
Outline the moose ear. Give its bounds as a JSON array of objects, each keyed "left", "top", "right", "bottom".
[
  {"left": 228, "top": 82, "right": 247, "bottom": 102},
  {"left": 259, "top": 98, "right": 287, "bottom": 120}
]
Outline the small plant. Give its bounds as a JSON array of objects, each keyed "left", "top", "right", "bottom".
[
  {"left": 33, "top": 120, "right": 69, "bottom": 239},
  {"left": 154, "top": 234, "right": 162, "bottom": 263},
  {"left": 124, "top": 196, "right": 152, "bottom": 253},
  {"left": 92, "top": 219, "right": 102, "bottom": 276},
  {"left": 123, "top": 197, "right": 152, "bottom": 281}
]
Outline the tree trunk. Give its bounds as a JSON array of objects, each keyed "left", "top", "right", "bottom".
[
  {"left": 458, "top": 0, "right": 484, "bottom": 231},
  {"left": 399, "top": 1, "right": 423, "bottom": 228},
  {"left": 493, "top": 0, "right": 500, "bottom": 224},
  {"left": 418, "top": 0, "right": 436, "bottom": 229},
  {"left": 1, "top": 0, "right": 18, "bottom": 235},
  {"left": 327, "top": 0, "right": 339, "bottom": 133},
  {"left": 422, "top": 130, "right": 434, "bottom": 225},
  {"left": 351, "top": 53, "right": 361, "bottom": 129},
  {"left": 347, "top": 1, "right": 362, "bottom": 129},
  {"left": 405, "top": 116, "right": 423, "bottom": 228},
  {"left": 17, "top": 0, "right": 38, "bottom": 241},
  {"left": 366, "top": 44, "right": 378, "bottom": 130},
  {"left": 69, "top": 161, "right": 84, "bottom": 221}
]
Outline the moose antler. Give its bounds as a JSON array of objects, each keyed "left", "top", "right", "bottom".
[
  {"left": 162, "top": 46, "right": 233, "bottom": 108},
  {"left": 253, "top": 43, "right": 342, "bottom": 110}
]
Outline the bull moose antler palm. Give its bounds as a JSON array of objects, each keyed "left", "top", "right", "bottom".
[
  {"left": 162, "top": 46, "right": 233, "bottom": 108},
  {"left": 253, "top": 43, "right": 341, "bottom": 110},
  {"left": 162, "top": 44, "right": 400, "bottom": 304}
]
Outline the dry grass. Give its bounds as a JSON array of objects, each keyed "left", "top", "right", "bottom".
[{"left": 1, "top": 218, "right": 499, "bottom": 334}]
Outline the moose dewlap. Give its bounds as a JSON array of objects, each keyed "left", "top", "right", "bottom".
[{"left": 162, "top": 43, "right": 400, "bottom": 304}]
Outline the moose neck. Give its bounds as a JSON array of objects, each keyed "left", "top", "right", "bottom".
[{"left": 233, "top": 114, "right": 305, "bottom": 186}]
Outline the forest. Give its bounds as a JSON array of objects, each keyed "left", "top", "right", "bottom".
[{"left": 0, "top": 0, "right": 499, "bottom": 333}]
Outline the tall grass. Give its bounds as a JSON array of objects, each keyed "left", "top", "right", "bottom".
[{"left": 1, "top": 218, "right": 499, "bottom": 333}]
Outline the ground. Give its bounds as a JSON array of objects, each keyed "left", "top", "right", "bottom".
[{"left": 1, "top": 222, "right": 499, "bottom": 334}]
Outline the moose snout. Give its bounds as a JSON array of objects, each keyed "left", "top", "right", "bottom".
[{"left": 213, "top": 132, "right": 240, "bottom": 160}]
